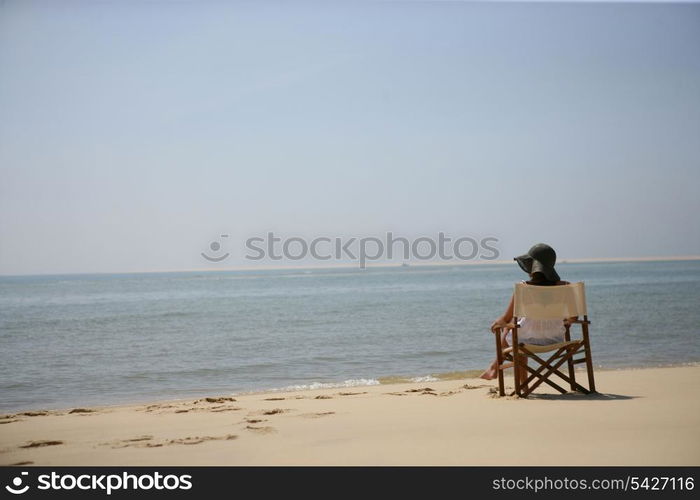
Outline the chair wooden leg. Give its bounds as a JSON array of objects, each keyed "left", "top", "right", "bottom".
[
  {"left": 513, "top": 354, "right": 521, "bottom": 397},
  {"left": 512, "top": 321, "right": 521, "bottom": 397},
  {"left": 564, "top": 325, "right": 576, "bottom": 392},
  {"left": 567, "top": 356, "right": 577, "bottom": 392},
  {"left": 565, "top": 345, "right": 585, "bottom": 393},
  {"left": 582, "top": 318, "right": 596, "bottom": 393},
  {"left": 495, "top": 328, "right": 505, "bottom": 397},
  {"left": 520, "top": 355, "right": 528, "bottom": 395}
]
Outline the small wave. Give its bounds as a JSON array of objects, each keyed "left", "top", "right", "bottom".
[
  {"left": 272, "top": 378, "right": 381, "bottom": 392},
  {"left": 409, "top": 375, "right": 439, "bottom": 383},
  {"left": 378, "top": 370, "right": 484, "bottom": 385}
]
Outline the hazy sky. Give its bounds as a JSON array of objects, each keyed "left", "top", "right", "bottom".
[{"left": 1, "top": 0, "right": 699, "bottom": 275}]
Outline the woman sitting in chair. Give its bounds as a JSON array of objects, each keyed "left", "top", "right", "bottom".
[{"left": 480, "top": 243, "right": 572, "bottom": 383}]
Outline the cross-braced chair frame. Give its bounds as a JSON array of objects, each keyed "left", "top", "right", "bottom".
[{"left": 494, "top": 282, "right": 596, "bottom": 398}]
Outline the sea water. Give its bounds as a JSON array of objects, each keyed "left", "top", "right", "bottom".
[{"left": 1, "top": 260, "right": 699, "bottom": 412}]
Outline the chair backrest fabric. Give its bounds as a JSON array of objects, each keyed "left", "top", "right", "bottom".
[{"left": 513, "top": 282, "right": 588, "bottom": 320}]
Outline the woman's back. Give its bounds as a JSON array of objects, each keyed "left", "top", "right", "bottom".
[{"left": 513, "top": 278, "right": 569, "bottom": 345}]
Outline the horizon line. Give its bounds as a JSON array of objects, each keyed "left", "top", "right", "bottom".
[{"left": 1, "top": 254, "right": 699, "bottom": 278}]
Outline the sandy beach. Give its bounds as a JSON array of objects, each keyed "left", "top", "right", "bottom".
[{"left": 1, "top": 365, "right": 698, "bottom": 466}]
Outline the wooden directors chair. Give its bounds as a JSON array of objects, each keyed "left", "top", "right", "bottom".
[{"left": 495, "top": 282, "right": 596, "bottom": 398}]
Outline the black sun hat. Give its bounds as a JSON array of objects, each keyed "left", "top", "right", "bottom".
[{"left": 514, "top": 243, "right": 561, "bottom": 283}]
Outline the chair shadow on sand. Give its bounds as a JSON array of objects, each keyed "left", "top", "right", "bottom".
[{"left": 527, "top": 392, "right": 637, "bottom": 401}]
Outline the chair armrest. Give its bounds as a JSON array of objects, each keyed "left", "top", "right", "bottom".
[
  {"left": 490, "top": 323, "right": 516, "bottom": 334},
  {"left": 568, "top": 319, "right": 591, "bottom": 325}
]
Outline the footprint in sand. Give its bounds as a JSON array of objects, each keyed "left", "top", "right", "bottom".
[
  {"left": 337, "top": 391, "right": 367, "bottom": 396},
  {"left": 462, "top": 384, "right": 489, "bottom": 390},
  {"left": 174, "top": 405, "right": 242, "bottom": 414},
  {"left": 69, "top": 408, "right": 95, "bottom": 414},
  {"left": 246, "top": 425, "right": 276, "bottom": 434},
  {"left": 385, "top": 392, "right": 407, "bottom": 396},
  {"left": 0, "top": 419, "right": 21, "bottom": 424},
  {"left": 210, "top": 407, "right": 242, "bottom": 413},
  {"left": 143, "top": 404, "right": 177, "bottom": 412},
  {"left": 405, "top": 387, "right": 435, "bottom": 393},
  {"left": 261, "top": 408, "right": 292, "bottom": 416},
  {"left": 124, "top": 435, "right": 153, "bottom": 442},
  {"left": 102, "top": 436, "right": 154, "bottom": 449},
  {"left": 103, "top": 434, "right": 237, "bottom": 448},
  {"left": 243, "top": 418, "right": 267, "bottom": 424},
  {"left": 404, "top": 387, "right": 437, "bottom": 396},
  {"left": 169, "top": 435, "right": 237, "bottom": 445},
  {"left": 438, "top": 391, "right": 459, "bottom": 397},
  {"left": 487, "top": 387, "right": 519, "bottom": 399},
  {"left": 263, "top": 397, "right": 285, "bottom": 401},
  {"left": 314, "top": 395, "right": 332, "bottom": 400},
  {"left": 20, "top": 440, "right": 63, "bottom": 449},
  {"left": 196, "top": 397, "right": 237, "bottom": 404},
  {"left": 301, "top": 411, "right": 335, "bottom": 419}
]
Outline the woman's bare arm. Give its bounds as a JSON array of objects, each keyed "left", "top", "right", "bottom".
[{"left": 490, "top": 294, "right": 514, "bottom": 333}]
